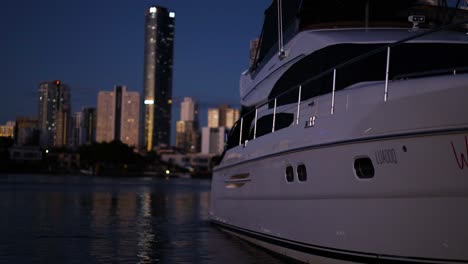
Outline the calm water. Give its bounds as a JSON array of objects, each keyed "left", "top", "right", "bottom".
[{"left": 0, "top": 174, "right": 287, "bottom": 264}]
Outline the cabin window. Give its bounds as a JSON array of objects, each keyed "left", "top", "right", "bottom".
[
  {"left": 297, "top": 164, "right": 307, "bottom": 182},
  {"left": 354, "top": 157, "right": 375, "bottom": 179},
  {"left": 268, "top": 43, "right": 468, "bottom": 108},
  {"left": 285, "top": 166, "right": 294, "bottom": 182},
  {"left": 249, "top": 113, "right": 294, "bottom": 139}
]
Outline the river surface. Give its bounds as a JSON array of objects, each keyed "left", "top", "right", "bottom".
[{"left": 0, "top": 174, "right": 287, "bottom": 264}]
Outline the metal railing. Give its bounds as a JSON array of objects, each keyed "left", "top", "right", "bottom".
[{"left": 235, "top": 20, "right": 468, "bottom": 147}]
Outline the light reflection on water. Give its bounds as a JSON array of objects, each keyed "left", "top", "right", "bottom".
[{"left": 0, "top": 174, "right": 287, "bottom": 264}]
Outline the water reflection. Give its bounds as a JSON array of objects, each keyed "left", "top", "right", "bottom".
[{"left": 0, "top": 175, "right": 287, "bottom": 264}]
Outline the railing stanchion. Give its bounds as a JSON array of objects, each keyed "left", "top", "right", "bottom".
[
  {"left": 296, "top": 85, "right": 302, "bottom": 125},
  {"left": 384, "top": 46, "right": 391, "bottom": 102},
  {"left": 239, "top": 118, "right": 243, "bottom": 146},
  {"left": 331, "top": 69, "right": 336, "bottom": 115},
  {"left": 272, "top": 98, "right": 277, "bottom": 132},
  {"left": 253, "top": 108, "right": 258, "bottom": 139}
]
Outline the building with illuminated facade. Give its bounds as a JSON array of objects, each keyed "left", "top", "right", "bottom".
[
  {"left": 0, "top": 121, "right": 15, "bottom": 138},
  {"left": 142, "top": 5, "right": 175, "bottom": 151},
  {"left": 38, "top": 80, "right": 71, "bottom": 147},
  {"left": 96, "top": 86, "right": 140, "bottom": 147},
  {"left": 202, "top": 105, "right": 239, "bottom": 155},
  {"left": 175, "top": 97, "right": 199, "bottom": 152},
  {"left": 207, "top": 105, "right": 240, "bottom": 129}
]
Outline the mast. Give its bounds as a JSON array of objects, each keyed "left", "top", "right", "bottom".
[{"left": 277, "top": 0, "right": 286, "bottom": 58}]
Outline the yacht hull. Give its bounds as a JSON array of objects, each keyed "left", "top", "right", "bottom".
[{"left": 210, "top": 75, "right": 468, "bottom": 263}]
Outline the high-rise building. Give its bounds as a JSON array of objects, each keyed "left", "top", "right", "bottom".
[
  {"left": 201, "top": 127, "right": 226, "bottom": 155},
  {"left": 207, "top": 105, "right": 240, "bottom": 129},
  {"left": 81, "top": 107, "right": 96, "bottom": 145},
  {"left": 207, "top": 108, "right": 219, "bottom": 128},
  {"left": 219, "top": 105, "right": 240, "bottom": 129},
  {"left": 96, "top": 86, "right": 140, "bottom": 147},
  {"left": 38, "top": 80, "right": 71, "bottom": 147},
  {"left": 180, "top": 97, "right": 196, "bottom": 122},
  {"left": 176, "top": 97, "right": 199, "bottom": 152},
  {"left": 202, "top": 105, "right": 239, "bottom": 155},
  {"left": 142, "top": 6, "right": 175, "bottom": 151},
  {"left": 71, "top": 112, "right": 83, "bottom": 147},
  {"left": 69, "top": 107, "right": 97, "bottom": 148},
  {"left": 0, "top": 121, "right": 15, "bottom": 138}
]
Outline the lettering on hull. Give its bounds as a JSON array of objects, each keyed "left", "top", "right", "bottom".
[
  {"left": 450, "top": 136, "right": 468, "bottom": 170},
  {"left": 374, "top": 148, "right": 398, "bottom": 164}
]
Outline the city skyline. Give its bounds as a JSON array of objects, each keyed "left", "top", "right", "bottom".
[{"left": 0, "top": 0, "right": 271, "bottom": 145}]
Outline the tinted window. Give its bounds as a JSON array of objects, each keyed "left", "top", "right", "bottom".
[
  {"left": 268, "top": 43, "right": 468, "bottom": 108},
  {"left": 354, "top": 157, "right": 375, "bottom": 179},
  {"left": 285, "top": 166, "right": 294, "bottom": 182},
  {"left": 249, "top": 113, "right": 294, "bottom": 139},
  {"left": 297, "top": 164, "right": 307, "bottom": 182}
]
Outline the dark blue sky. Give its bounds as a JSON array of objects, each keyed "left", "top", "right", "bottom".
[{"left": 1, "top": 0, "right": 271, "bottom": 141}]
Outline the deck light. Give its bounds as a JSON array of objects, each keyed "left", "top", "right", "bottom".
[{"left": 408, "top": 15, "right": 425, "bottom": 30}]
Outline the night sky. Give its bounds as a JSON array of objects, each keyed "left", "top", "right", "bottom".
[{"left": 1, "top": 0, "right": 271, "bottom": 143}]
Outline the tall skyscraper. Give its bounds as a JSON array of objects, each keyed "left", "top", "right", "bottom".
[
  {"left": 176, "top": 97, "right": 199, "bottom": 152},
  {"left": 96, "top": 86, "right": 140, "bottom": 147},
  {"left": 142, "top": 6, "right": 175, "bottom": 151},
  {"left": 38, "top": 80, "right": 71, "bottom": 147}
]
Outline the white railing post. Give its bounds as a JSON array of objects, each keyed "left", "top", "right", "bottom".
[
  {"left": 296, "top": 85, "right": 302, "bottom": 125},
  {"left": 253, "top": 108, "right": 258, "bottom": 139},
  {"left": 272, "top": 98, "right": 277, "bottom": 132},
  {"left": 384, "top": 46, "right": 391, "bottom": 102},
  {"left": 331, "top": 69, "right": 336, "bottom": 115},
  {"left": 239, "top": 117, "right": 243, "bottom": 146}
]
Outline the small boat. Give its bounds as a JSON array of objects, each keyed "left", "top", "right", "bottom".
[{"left": 210, "top": 1, "right": 468, "bottom": 263}]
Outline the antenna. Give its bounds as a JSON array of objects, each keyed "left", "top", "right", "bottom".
[{"left": 277, "top": 0, "right": 286, "bottom": 59}]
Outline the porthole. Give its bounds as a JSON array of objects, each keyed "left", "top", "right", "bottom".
[
  {"left": 354, "top": 157, "right": 375, "bottom": 179},
  {"left": 285, "top": 166, "right": 294, "bottom": 182},
  {"left": 297, "top": 164, "right": 307, "bottom": 182}
]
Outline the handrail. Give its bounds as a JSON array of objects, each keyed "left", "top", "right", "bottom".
[
  {"left": 393, "top": 66, "right": 468, "bottom": 80},
  {"left": 235, "top": 19, "right": 468, "bottom": 147}
]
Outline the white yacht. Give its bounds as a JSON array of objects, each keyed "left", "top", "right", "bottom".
[{"left": 210, "top": 1, "right": 468, "bottom": 263}]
